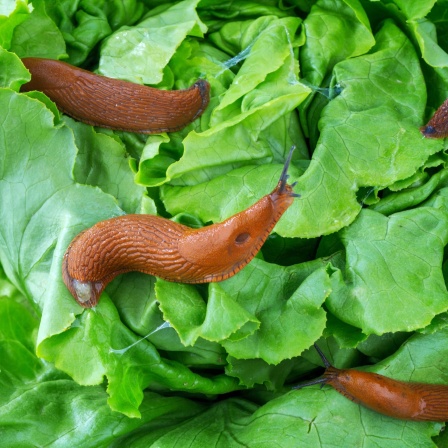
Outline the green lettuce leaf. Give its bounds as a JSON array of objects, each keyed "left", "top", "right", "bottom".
[
  {"left": 0, "top": 0, "right": 29, "bottom": 49},
  {"left": 162, "top": 162, "right": 303, "bottom": 225},
  {"left": 328, "top": 207, "right": 448, "bottom": 334},
  {"left": 133, "top": 14, "right": 310, "bottom": 188},
  {"left": 164, "top": 16, "right": 310, "bottom": 186},
  {"left": 156, "top": 280, "right": 261, "bottom": 346},
  {"left": 10, "top": 0, "right": 66, "bottom": 59},
  {"left": 2, "top": 0, "right": 448, "bottom": 444},
  {"left": 110, "top": 330, "right": 447, "bottom": 447},
  {"left": 0, "top": 291, "right": 206, "bottom": 446},
  {"left": 44, "top": 0, "right": 145, "bottom": 65},
  {"left": 66, "top": 116, "right": 147, "bottom": 214},
  {"left": 99, "top": 0, "right": 207, "bottom": 85},
  {"left": 279, "top": 19, "right": 443, "bottom": 237},
  {"left": 157, "top": 258, "right": 330, "bottom": 365},
  {"left": 300, "top": 0, "right": 375, "bottom": 87}
]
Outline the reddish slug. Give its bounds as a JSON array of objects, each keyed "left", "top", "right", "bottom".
[
  {"left": 20, "top": 57, "right": 210, "bottom": 134},
  {"left": 420, "top": 98, "right": 448, "bottom": 138},
  {"left": 293, "top": 344, "right": 448, "bottom": 422},
  {"left": 62, "top": 146, "right": 299, "bottom": 308}
]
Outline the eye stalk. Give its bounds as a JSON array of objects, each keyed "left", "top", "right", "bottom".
[{"left": 278, "top": 145, "right": 300, "bottom": 197}]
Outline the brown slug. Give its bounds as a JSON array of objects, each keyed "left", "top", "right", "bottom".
[
  {"left": 62, "top": 146, "right": 299, "bottom": 308},
  {"left": 420, "top": 98, "right": 448, "bottom": 139},
  {"left": 293, "top": 344, "right": 448, "bottom": 422},
  {"left": 20, "top": 57, "right": 210, "bottom": 134}
]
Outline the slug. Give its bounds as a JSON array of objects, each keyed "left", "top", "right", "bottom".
[
  {"left": 293, "top": 344, "right": 448, "bottom": 422},
  {"left": 20, "top": 57, "right": 210, "bottom": 134},
  {"left": 62, "top": 146, "right": 299, "bottom": 308},
  {"left": 420, "top": 98, "right": 448, "bottom": 138}
]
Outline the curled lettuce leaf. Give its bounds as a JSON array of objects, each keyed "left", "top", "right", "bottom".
[{"left": 1, "top": 0, "right": 448, "bottom": 445}]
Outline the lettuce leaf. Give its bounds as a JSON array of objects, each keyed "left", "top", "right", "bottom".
[
  {"left": 99, "top": 0, "right": 206, "bottom": 85},
  {"left": 1, "top": 0, "right": 448, "bottom": 446}
]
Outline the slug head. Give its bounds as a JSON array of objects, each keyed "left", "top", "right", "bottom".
[
  {"left": 292, "top": 343, "right": 340, "bottom": 390},
  {"left": 178, "top": 147, "right": 299, "bottom": 282}
]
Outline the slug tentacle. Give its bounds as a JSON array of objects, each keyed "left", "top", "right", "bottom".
[
  {"left": 277, "top": 145, "right": 301, "bottom": 197},
  {"left": 20, "top": 57, "right": 210, "bottom": 134},
  {"left": 63, "top": 146, "right": 299, "bottom": 307},
  {"left": 293, "top": 344, "right": 448, "bottom": 422},
  {"left": 313, "top": 343, "right": 332, "bottom": 368},
  {"left": 292, "top": 344, "right": 335, "bottom": 390}
]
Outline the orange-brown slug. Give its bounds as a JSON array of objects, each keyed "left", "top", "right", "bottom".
[
  {"left": 62, "top": 146, "right": 299, "bottom": 308},
  {"left": 421, "top": 98, "right": 448, "bottom": 139},
  {"left": 20, "top": 57, "right": 210, "bottom": 134},
  {"left": 293, "top": 344, "right": 448, "bottom": 422}
]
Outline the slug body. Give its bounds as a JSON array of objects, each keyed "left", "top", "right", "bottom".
[
  {"left": 63, "top": 147, "right": 299, "bottom": 308},
  {"left": 420, "top": 98, "right": 448, "bottom": 138},
  {"left": 293, "top": 344, "right": 448, "bottom": 422},
  {"left": 20, "top": 57, "right": 210, "bottom": 134}
]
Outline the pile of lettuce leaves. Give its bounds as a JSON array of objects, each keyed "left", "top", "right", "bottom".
[{"left": 2, "top": 0, "right": 448, "bottom": 445}]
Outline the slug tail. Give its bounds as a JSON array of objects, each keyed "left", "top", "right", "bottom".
[
  {"left": 193, "top": 79, "right": 210, "bottom": 119},
  {"left": 62, "top": 251, "right": 103, "bottom": 308},
  {"left": 420, "top": 125, "right": 438, "bottom": 138},
  {"left": 420, "top": 98, "right": 448, "bottom": 139}
]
